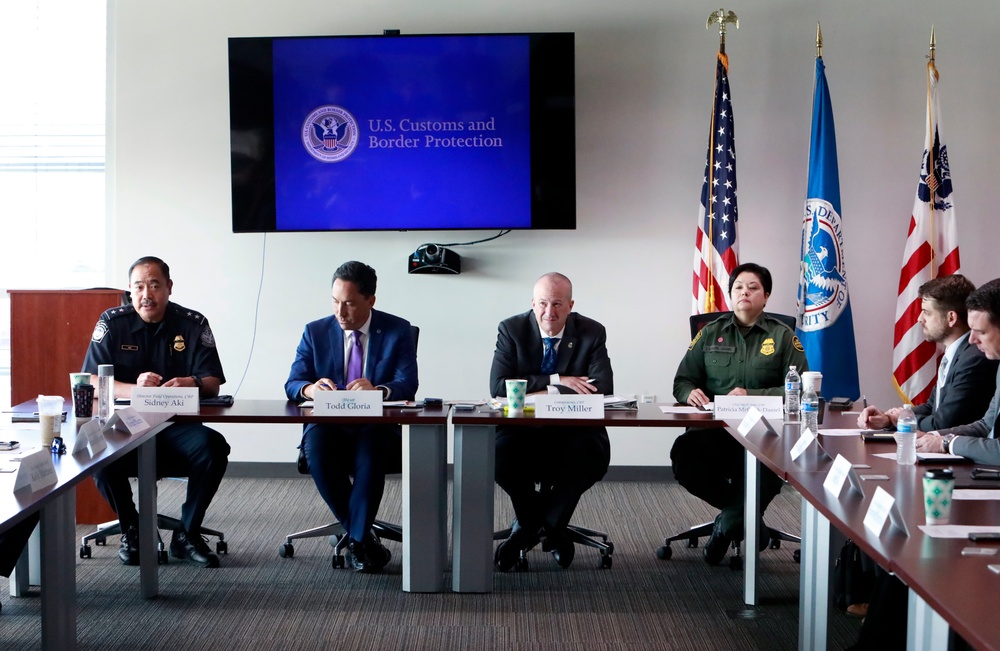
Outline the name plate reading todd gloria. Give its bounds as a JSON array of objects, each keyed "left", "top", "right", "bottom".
[
  {"left": 534, "top": 394, "right": 605, "bottom": 419},
  {"left": 131, "top": 387, "right": 199, "bottom": 414},
  {"left": 714, "top": 395, "right": 784, "bottom": 422},
  {"left": 313, "top": 390, "right": 383, "bottom": 416}
]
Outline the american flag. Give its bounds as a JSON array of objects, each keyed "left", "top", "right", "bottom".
[
  {"left": 892, "top": 58, "right": 960, "bottom": 405},
  {"left": 692, "top": 52, "right": 739, "bottom": 314}
]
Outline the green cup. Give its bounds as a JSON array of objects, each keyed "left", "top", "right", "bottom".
[
  {"left": 923, "top": 468, "right": 955, "bottom": 525},
  {"left": 505, "top": 379, "right": 527, "bottom": 412}
]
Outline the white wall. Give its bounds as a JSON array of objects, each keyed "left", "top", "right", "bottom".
[{"left": 108, "top": 0, "right": 1000, "bottom": 464}]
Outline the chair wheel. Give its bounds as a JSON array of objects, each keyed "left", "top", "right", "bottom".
[
  {"left": 80, "top": 544, "right": 91, "bottom": 559},
  {"left": 605, "top": 541, "right": 615, "bottom": 554},
  {"left": 328, "top": 535, "right": 340, "bottom": 549},
  {"left": 657, "top": 545, "right": 673, "bottom": 560},
  {"left": 687, "top": 536, "right": 698, "bottom": 548},
  {"left": 769, "top": 539, "right": 781, "bottom": 550},
  {"left": 332, "top": 554, "right": 345, "bottom": 569},
  {"left": 599, "top": 554, "right": 613, "bottom": 569},
  {"left": 515, "top": 557, "right": 529, "bottom": 572},
  {"left": 279, "top": 543, "right": 294, "bottom": 558},
  {"left": 729, "top": 555, "right": 743, "bottom": 571},
  {"left": 158, "top": 550, "right": 169, "bottom": 565},
  {"left": 216, "top": 541, "right": 228, "bottom": 555},
  {"left": 793, "top": 549, "right": 801, "bottom": 563},
  {"left": 95, "top": 536, "right": 106, "bottom": 546}
]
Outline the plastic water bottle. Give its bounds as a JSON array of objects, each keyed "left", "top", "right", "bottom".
[
  {"left": 97, "top": 364, "right": 114, "bottom": 425},
  {"left": 801, "top": 383, "right": 819, "bottom": 434},
  {"left": 896, "top": 403, "right": 917, "bottom": 465},
  {"left": 784, "top": 366, "right": 801, "bottom": 421}
]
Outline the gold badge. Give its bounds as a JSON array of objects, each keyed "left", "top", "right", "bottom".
[
  {"left": 688, "top": 329, "right": 704, "bottom": 351},
  {"left": 760, "top": 337, "right": 775, "bottom": 356},
  {"left": 792, "top": 336, "right": 805, "bottom": 353},
  {"left": 173, "top": 335, "right": 186, "bottom": 352}
]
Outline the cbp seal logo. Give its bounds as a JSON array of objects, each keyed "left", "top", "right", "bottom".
[
  {"left": 798, "top": 198, "right": 849, "bottom": 332},
  {"left": 302, "top": 105, "right": 359, "bottom": 163}
]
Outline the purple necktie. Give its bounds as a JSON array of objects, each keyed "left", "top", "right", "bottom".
[{"left": 347, "top": 332, "right": 363, "bottom": 384}]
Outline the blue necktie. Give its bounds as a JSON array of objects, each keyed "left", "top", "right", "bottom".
[
  {"left": 347, "top": 332, "right": 363, "bottom": 384},
  {"left": 541, "top": 337, "right": 558, "bottom": 375}
]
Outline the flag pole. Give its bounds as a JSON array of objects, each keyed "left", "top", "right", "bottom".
[
  {"left": 927, "top": 26, "right": 939, "bottom": 276},
  {"left": 816, "top": 22, "right": 823, "bottom": 58},
  {"left": 705, "top": 9, "right": 738, "bottom": 312}
]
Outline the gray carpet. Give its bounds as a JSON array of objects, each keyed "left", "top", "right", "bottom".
[{"left": 0, "top": 476, "right": 860, "bottom": 650}]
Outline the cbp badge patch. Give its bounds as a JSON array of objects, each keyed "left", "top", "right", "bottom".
[
  {"left": 173, "top": 335, "right": 186, "bottom": 352},
  {"left": 200, "top": 326, "right": 216, "bottom": 348},
  {"left": 792, "top": 336, "right": 805, "bottom": 353},
  {"left": 760, "top": 338, "right": 775, "bottom": 356},
  {"left": 92, "top": 321, "right": 108, "bottom": 343}
]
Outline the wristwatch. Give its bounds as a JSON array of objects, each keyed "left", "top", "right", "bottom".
[
  {"left": 192, "top": 376, "right": 204, "bottom": 389},
  {"left": 941, "top": 433, "right": 957, "bottom": 454}
]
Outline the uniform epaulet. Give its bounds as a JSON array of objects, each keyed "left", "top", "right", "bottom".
[
  {"left": 168, "top": 303, "right": 207, "bottom": 324},
  {"left": 101, "top": 304, "right": 135, "bottom": 321}
]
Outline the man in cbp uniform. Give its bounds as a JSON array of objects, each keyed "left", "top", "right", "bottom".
[{"left": 82, "top": 256, "right": 230, "bottom": 568}]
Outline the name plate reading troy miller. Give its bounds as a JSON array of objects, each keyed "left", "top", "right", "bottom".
[
  {"left": 533, "top": 394, "right": 605, "bottom": 419},
  {"left": 131, "top": 387, "right": 200, "bottom": 414},
  {"left": 714, "top": 395, "right": 784, "bottom": 422},
  {"left": 313, "top": 390, "right": 383, "bottom": 416}
]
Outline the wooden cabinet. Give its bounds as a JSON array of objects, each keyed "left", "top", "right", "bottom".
[{"left": 8, "top": 289, "right": 122, "bottom": 523}]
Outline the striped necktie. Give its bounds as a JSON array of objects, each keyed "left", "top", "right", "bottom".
[{"left": 541, "top": 337, "right": 558, "bottom": 375}]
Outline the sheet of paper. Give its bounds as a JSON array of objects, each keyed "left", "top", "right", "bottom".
[
  {"left": 918, "top": 525, "right": 1000, "bottom": 539},
  {"left": 659, "top": 405, "right": 702, "bottom": 414},
  {"left": 818, "top": 428, "right": 864, "bottom": 437},
  {"left": 953, "top": 489, "right": 1000, "bottom": 501}
]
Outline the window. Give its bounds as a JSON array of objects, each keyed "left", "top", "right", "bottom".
[{"left": 0, "top": 1, "right": 106, "bottom": 407}]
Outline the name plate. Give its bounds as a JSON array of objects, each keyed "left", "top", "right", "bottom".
[
  {"left": 313, "top": 390, "right": 383, "bottom": 416},
  {"left": 72, "top": 418, "right": 107, "bottom": 455},
  {"left": 823, "top": 454, "right": 865, "bottom": 498},
  {"left": 863, "top": 486, "right": 909, "bottom": 537},
  {"left": 534, "top": 394, "right": 605, "bottom": 419},
  {"left": 131, "top": 387, "right": 199, "bottom": 414},
  {"left": 103, "top": 407, "right": 172, "bottom": 436},
  {"left": 13, "top": 448, "right": 57, "bottom": 493},
  {"left": 790, "top": 428, "right": 817, "bottom": 461},
  {"left": 714, "top": 395, "right": 783, "bottom": 422}
]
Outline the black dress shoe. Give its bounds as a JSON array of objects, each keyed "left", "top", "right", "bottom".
[
  {"left": 541, "top": 528, "right": 575, "bottom": 569},
  {"left": 362, "top": 533, "right": 391, "bottom": 571},
  {"left": 494, "top": 526, "right": 538, "bottom": 572},
  {"left": 703, "top": 515, "right": 731, "bottom": 566},
  {"left": 346, "top": 538, "right": 381, "bottom": 574},
  {"left": 118, "top": 525, "right": 139, "bottom": 566},
  {"left": 170, "top": 530, "right": 220, "bottom": 568}
]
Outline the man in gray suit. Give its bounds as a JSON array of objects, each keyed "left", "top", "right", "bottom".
[
  {"left": 859, "top": 274, "right": 997, "bottom": 431},
  {"left": 918, "top": 278, "right": 1000, "bottom": 460}
]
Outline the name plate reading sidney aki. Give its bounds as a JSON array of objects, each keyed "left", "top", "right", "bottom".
[
  {"left": 533, "top": 394, "right": 605, "bottom": 419},
  {"left": 131, "top": 387, "right": 199, "bottom": 414},
  {"left": 714, "top": 395, "right": 784, "bottom": 422},
  {"left": 313, "top": 390, "right": 383, "bottom": 416}
]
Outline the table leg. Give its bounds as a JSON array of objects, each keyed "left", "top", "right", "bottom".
[
  {"left": 799, "top": 499, "right": 830, "bottom": 651},
  {"left": 137, "top": 437, "right": 158, "bottom": 599},
  {"left": 8, "top": 525, "right": 34, "bottom": 597},
  {"left": 907, "top": 589, "right": 949, "bottom": 650},
  {"left": 744, "top": 448, "right": 760, "bottom": 606},
  {"left": 452, "top": 423, "right": 495, "bottom": 593},
  {"left": 40, "top": 488, "right": 76, "bottom": 651},
  {"left": 402, "top": 423, "right": 447, "bottom": 592}
]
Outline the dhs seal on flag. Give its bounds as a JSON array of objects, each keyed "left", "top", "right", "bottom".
[
  {"left": 799, "top": 198, "right": 849, "bottom": 331},
  {"left": 302, "top": 105, "right": 359, "bottom": 163}
]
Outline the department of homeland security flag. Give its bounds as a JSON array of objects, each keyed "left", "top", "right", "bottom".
[
  {"left": 796, "top": 55, "right": 861, "bottom": 401},
  {"left": 691, "top": 51, "right": 739, "bottom": 315},
  {"left": 892, "top": 55, "right": 960, "bottom": 405}
]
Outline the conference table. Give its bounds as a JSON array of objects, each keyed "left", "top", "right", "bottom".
[
  {"left": 1, "top": 404, "right": 168, "bottom": 651},
  {"left": 728, "top": 410, "right": 1000, "bottom": 651},
  {"left": 450, "top": 403, "right": 722, "bottom": 593}
]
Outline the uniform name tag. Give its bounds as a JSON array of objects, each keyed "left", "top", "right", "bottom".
[
  {"left": 705, "top": 345, "right": 736, "bottom": 353},
  {"left": 131, "top": 387, "right": 199, "bottom": 414},
  {"left": 13, "top": 448, "right": 58, "bottom": 493},
  {"left": 714, "top": 395, "right": 783, "bottom": 422},
  {"left": 313, "top": 391, "right": 382, "bottom": 416},
  {"left": 534, "top": 394, "right": 605, "bottom": 419}
]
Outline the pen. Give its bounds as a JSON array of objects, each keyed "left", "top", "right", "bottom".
[
  {"left": 318, "top": 382, "right": 336, "bottom": 391},
  {"left": 862, "top": 395, "right": 868, "bottom": 410}
]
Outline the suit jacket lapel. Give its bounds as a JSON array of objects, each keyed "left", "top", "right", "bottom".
[
  {"left": 939, "top": 337, "right": 969, "bottom": 407},
  {"left": 367, "top": 311, "right": 384, "bottom": 381},
  {"left": 555, "top": 314, "right": 577, "bottom": 374},
  {"left": 330, "top": 321, "right": 347, "bottom": 386}
]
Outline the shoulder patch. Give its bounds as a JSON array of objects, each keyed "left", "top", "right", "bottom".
[
  {"left": 92, "top": 320, "right": 109, "bottom": 343},
  {"left": 688, "top": 329, "right": 704, "bottom": 351},
  {"left": 792, "top": 336, "right": 805, "bottom": 353},
  {"left": 200, "top": 324, "right": 217, "bottom": 348}
]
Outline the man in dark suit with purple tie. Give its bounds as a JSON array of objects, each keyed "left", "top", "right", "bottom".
[
  {"left": 285, "top": 261, "right": 418, "bottom": 574},
  {"left": 489, "top": 272, "right": 614, "bottom": 571}
]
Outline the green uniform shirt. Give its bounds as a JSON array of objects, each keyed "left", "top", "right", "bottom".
[{"left": 673, "top": 313, "right": 809, "bottom": 403}]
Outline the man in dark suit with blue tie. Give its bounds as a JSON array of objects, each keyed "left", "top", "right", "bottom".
[
  {"left": 490, "top": 272, "right": 614, "bottom": 571},
  {"left": 285, "top": 261, "right": 418, "bottom": 573},
  {"left": 859, "top": 274, "right": 997, "bottom": 431}
]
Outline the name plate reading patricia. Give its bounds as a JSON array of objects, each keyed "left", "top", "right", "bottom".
[
  {"left": 534, "top": 394, "right": 605, "bottom": 419},
  {"left": 131, "top": 387, "right": 199, "bottom": 414},
  {"left": 313, "top": 391, "right": 383, "bottom": 416},
  {"left": 714, "top": 395, "right": 783, "bottom": 422},
  {"left": 13, "top": 448, "right": 57, "bottom": 493}
]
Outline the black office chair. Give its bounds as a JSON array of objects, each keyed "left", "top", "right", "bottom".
[
  {"left": 277, "top": 326, "right": 418, "bottom": 568},
  {"left": 80, "top": 290, "right": 227, "bottom": 563},
  {"left": 656, "top": 311, "right": 801, "bottom": 570}
]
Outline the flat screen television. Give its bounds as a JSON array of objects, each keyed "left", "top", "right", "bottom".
[{"left": 228, "top": 32, "right": 576, "bottom": 232}]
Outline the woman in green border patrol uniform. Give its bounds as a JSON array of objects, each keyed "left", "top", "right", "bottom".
[{"left": 671, "top": 262, "right": 808, "bottom": 565}]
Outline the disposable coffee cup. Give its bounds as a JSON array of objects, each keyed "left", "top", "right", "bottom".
[
  {"left": 37, "top": 395, "right": 64, "bottom": 448},
  {"left": 801, "top": 371, "right": 823, "bottom": 394},
  {"left": 73, "top": 383, "right": 95, "bottom": 418},
  {"left": 923, "top": 468, "right": 955, "bottom": 525},
  {"left": 505, "top": 379, "right": 528, "bottom": 412},
  {"left": 70, "top": 372, "right": 91, "bottom": 392}
]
